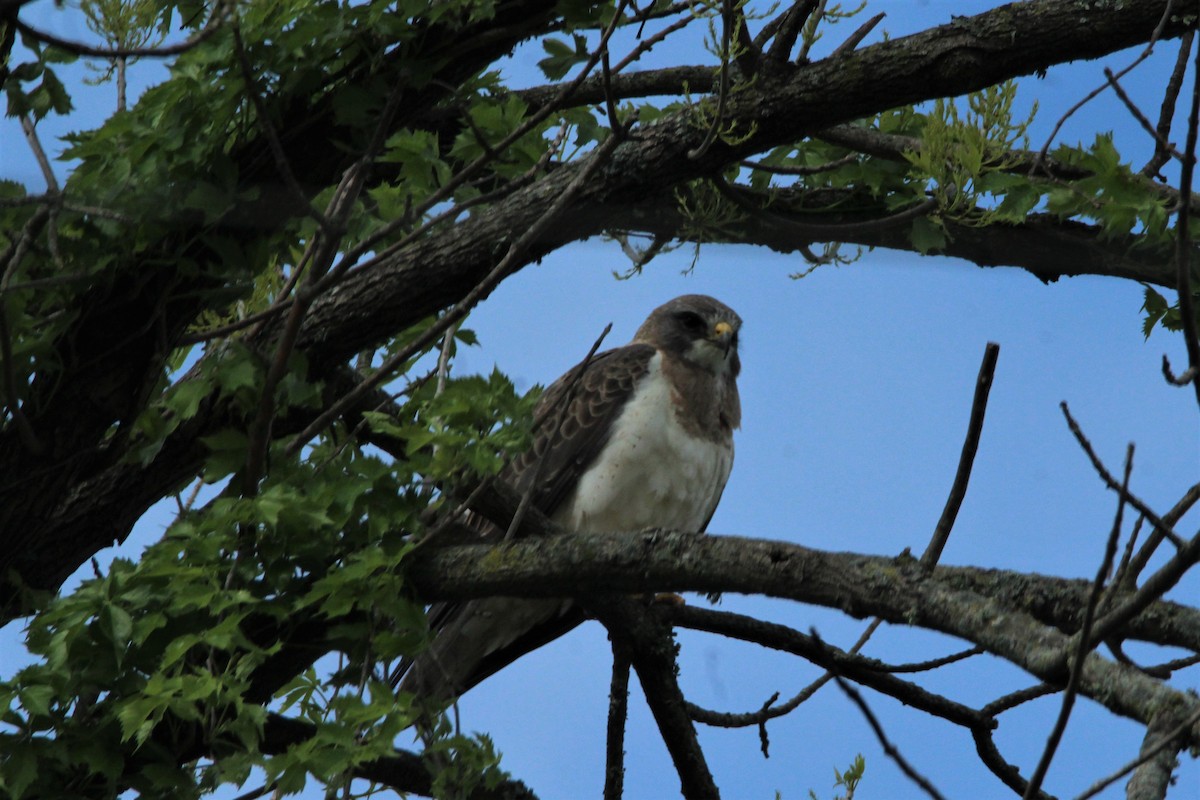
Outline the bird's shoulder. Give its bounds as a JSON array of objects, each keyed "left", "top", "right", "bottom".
[{"left": 504, "top": 342, "right": 659, "bottom": 509}]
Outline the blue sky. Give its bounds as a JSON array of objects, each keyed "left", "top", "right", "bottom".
[{"left": 2, "top": 1, "right": 1198, "bottom": 798}]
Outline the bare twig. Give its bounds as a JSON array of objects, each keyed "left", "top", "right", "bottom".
[
  {"left": 1087, "top": 523, "right": 1200, "bottom": 651},
  {"left": 1031, "top": 0, "right": 1176, "bottom": 172},
  {"left": 972, "top": 728, "right": 1056, "bottom": 800},
  {"left": 672, "top": 607, "right": 989, "bottom": 732},
  {"left": 687, "top": 0, "right": 733, "bottom": 160},
  {"left": 729, "top": 2, "right": 758, "bottom": 77},
  {"left": 763, "top": 0, "right": 818, "bottom": 61},
  {"left": 867, "top": 646, "right": 984, "bottom": 674},
  {"left": 592, "top": 599, "right": 719, "bottom": 800},
  {"left": 1022, "top": 444, "right": 1131, "bottom": 800},
  {"left": 1060, "top": 403, "right": 1185, "bottom": 551},
  {"left": 1124, "top": 481, "right": 1200, "bottom": 586},
  {"left": 1162, "top": 357, "right": 1198, "bottom": 386},
  {"left": 610, "top": 7, "right": 701, "bottom": 75},
  {"left": 604, "top": 645, "right": 631, "bottom": 800},
  {"left": 1104, "top": 67, "right": 1189, "bottom": 166},
  {"left": 980, "top": 684, "right": 1058, "bottom": 717},
  {"left": 315, "top": 0, "right": 633, "bottom": 292},
  {"left": 829, "top": 12, "right": 884, "bottom": 58},
  {"left": 1077, "top": 706, "right": 1200, "bottom": 800},
  {"left": 1142, "top": 31, "right": 1194, "bottom": 177},
  {"left": 243, "top": 82, "right": 407, "bottom": 491},
  {"left": 829, "top": 671, "right": 948, "bottom": 800},
  {"left": 284, "top": 132, "right": 624, "bottom": 456},
  {"left": 1106, "top": 514, "right": 1143, "bottom": 604},
  {"left": 1172, "top": 30, "right": 1200, "bottom": 409},
  {"left": 19, "top": 116, "right": 59, "bottom": 193},
  {"left": 13, "top": 3, "right": 227, "bottom": 59},
  {"left": 922, "top": 342, "right": 1000, "bottom": 570},
  {"left": 600, "top": 51, "right": 625, "bottom": 137}
]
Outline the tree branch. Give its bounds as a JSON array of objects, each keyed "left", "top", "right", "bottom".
[{"left": 405, "top": 530, "right": 1200, "bottom": 746}]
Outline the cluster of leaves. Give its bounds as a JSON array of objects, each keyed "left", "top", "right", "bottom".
[
  {"left": 0, "top": 357, "right": 538, "bottom": 797},
  {"left": 5, "top": 1, "right": 546, "bottom": 779},
  {"left": 806, "top": 752, "right": 865, "bottom": 800}
]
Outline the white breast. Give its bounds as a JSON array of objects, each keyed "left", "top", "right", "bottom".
[{"left": 553, "top": 352, "right": 733, "bottom": 534}]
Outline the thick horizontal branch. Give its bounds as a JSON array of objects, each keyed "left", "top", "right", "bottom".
[
  {"left": 405, "top": 530, "right": 1200, "bottom": 748},
  {"left": 609, "top": 186, "right": 1180, "bottom": 288}
]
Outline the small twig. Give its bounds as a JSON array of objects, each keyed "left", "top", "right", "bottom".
[
  {"left": 827, "top": 668, "right": 948, "bottom": 800},
  {"left": 1022, "top": 444, "right": 1131, "bottom": 800},
  {"left": 183, "top": 165, "right": 543, "bottom": 345},
  {"left": 1060, "top": 403, "right": 1186, "bottom": 550},
  {"left": 611, "top": 7, "right": 702, "bottom": 74},
  {"left": 313, "top": 0, "right": 633, "bottom": 293},
  {"left": 603, "top": 646, "right": 631, "bottom": 800},
  {"left": 1107, "top": 640, "right": 1200, "bottom": 678},
  {"left": 1142, "top": 31, "right": 1193, "bottom": 178},
  {"left": 829, "top": 12, "right": 884, "bottom": 58},
  {"left": 1124, "top": 481, "right": 1200, "bottom": 586},
  {"left": 1031, "top": 0, "right": 1176, "bottom": 173},
  {"left": 592, "top": 599, "right": 719, "bottom": 800},
  {"left": 740, "top": 152, "right": 858, "bottom": 176},
  {"left": 1104, "top": 67, "right": 1189, "bottom": 166},
  {"left": 763, "top": 0, "right": 818, "bottom": 61},
  {"left": 980, "top": 684, "right": 1058, "bottom": 717},
  {"left": 231, "top": 26, "right": 326, "bottom": 230},
  {"left": 19, "top": 115, "right": 59, "bottom": 193},
  {"left": 687, "top": 0, "right": 734, "bottom": 160},
  {"left": 794, "top": 0, "right": 827, "bottom": 63},
  {"left": 730, "top": 1, "right": 758, "bottom": 77},
  {"left": 600, "top": 51, "right": 625, "bottom": 137},
  {"left": 243, "top": 81, "right": 407, "bottom": 491},
  {"left": 1104, "top": 514, "right": 1143, "bottom": 605},
  {"left": 1162, "top": 356, "right": 1198, "bottom": 386},
  {"left": 613, "top": 232, "right": 670, "bottom": 273},
  {"left": 285, "top": 132, "right": 624, "bottom": 456},
  {"left": 922, "top": 342, "right": 1000, "bottom": 570},
  {"left": 1173, "top": 31, "right": 1200, "bottom": 410},
  {"left": 12, "top": 7, "right": 227, "bottom": 59},
  {"left": 674, "top": 609, "right": 988, "bottom": 732},
  {"left": 972, "top": 728, "right": 1056, "bottom": 800},
  {"left": 1073, "top": 705, "right": 1200, "bottom": 800},
  {"left": 1087, "top": 524, "right": 1200, "bottom": 651},
  {"left": 1143, "top": 651, "right": 1200, "bottom": 675},
  {"left": 866, "top": 646, "right": 984, "bottom": 674}
]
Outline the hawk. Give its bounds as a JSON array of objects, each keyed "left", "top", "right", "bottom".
[{"left": 399, "top": 294, "right": 742, "bottom": 701}]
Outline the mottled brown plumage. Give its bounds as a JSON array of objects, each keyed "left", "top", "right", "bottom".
[{"left": 397, "top": 295, "right": 742, "bottom": 701}]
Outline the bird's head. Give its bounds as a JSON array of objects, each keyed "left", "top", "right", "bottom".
[{"left": 636, "top": 294, "right": 742, "bottom": 377}]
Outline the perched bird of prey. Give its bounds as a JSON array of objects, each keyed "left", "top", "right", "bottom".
[{"left": 398, "top": 294, "right": 742, "bottom": 702}]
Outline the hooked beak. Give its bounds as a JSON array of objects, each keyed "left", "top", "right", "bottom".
[{"left": 712, "top": 321, "right": 735, "bottom": 354}]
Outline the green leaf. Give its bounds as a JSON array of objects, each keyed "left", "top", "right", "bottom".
[
  {"left": 909, "top": 216, "right": 946, "bottom": 254},
  {"left": 5, "top": 740, "right": 40, "bottom": 800},
  {"left": 18, "top": 684, "right": 55, "bottom": 718},
  {"left": 1141, "top": 285, "right": 1169, "bottom": 338},
  {"left": 537, "top": 34, "right": 587, "bottom": 80}
]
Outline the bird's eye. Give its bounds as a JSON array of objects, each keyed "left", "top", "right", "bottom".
[{"left": 677, "top": 311, "right": 706, "bottom": 333}]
